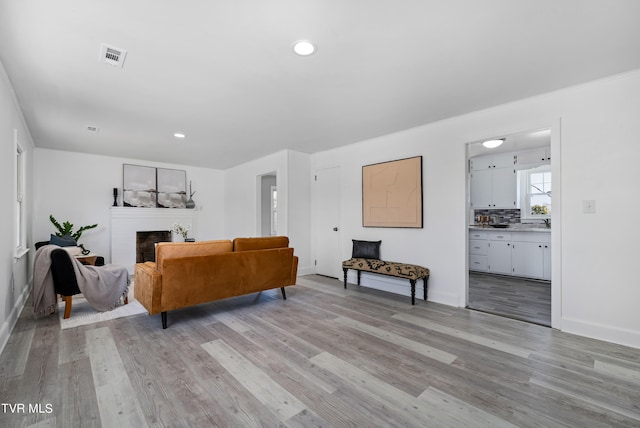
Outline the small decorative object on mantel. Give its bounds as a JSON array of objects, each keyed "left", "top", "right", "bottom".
[
  {"left": 186, "top": 181, "right": 196, "bottom": 209},
  {"left": 171, "top": 222, "right": 192, "bottom": 242},
  {"left": 113, "top": 188, "right": 118, "bottom": 206}
]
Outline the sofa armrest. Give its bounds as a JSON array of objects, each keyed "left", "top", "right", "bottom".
[
  {"left": 134, "top": 262, "right": 163, "bottom": 315},
  {"left": 290, "top": 256, "right": 299, "bottom": 285}
]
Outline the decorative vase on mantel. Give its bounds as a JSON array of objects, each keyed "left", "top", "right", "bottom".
[{"left": 186, "top": 181, "right": 196, "bottom": 209}]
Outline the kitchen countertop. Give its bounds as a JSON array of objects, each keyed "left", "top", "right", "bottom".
[{"left": 469, "top": 225, "right": 551, "bottom": 233}]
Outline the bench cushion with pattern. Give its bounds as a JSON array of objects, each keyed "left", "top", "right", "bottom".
[{"left": 342, "top": 258, "right": 430, "bottom": 304}]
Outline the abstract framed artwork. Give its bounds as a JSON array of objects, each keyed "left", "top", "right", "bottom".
[
  {"left": 123, "top": 164, "right": 157, "bottom": 208},
  {"left": 362, "top": 156, "right": 423, "bottom": 228},
  {"left": 157, "top": 168, "right": 187, "bottom": 208}
]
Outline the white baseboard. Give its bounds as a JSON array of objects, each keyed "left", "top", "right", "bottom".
[
  {"left": 0, "top": 281, "right": 31, "bottom": 356},
  {"left": 561, "top": 316, "right": 640, "bottom": 350},
  {"left": 344, "top": 271, "right": 461, "bottom": 306},
  {"left": 297, "top": 265, "right": 315, "bottom": 276}
]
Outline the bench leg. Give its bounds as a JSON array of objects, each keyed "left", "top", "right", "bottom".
[
  {"left": 410, "top": 279, "right": 416, "bottom": 305},
  {"left": 423, "top": 277, "right": 428, "bottom": 301},
  {"left": 357, "top": 270, "right": 361, "bottom": 286},
  {"left": 343, "top": 268, "right": 348, "bottom": 289}
]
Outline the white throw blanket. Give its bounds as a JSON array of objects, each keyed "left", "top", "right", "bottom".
[{"left": 33, "top": 245, "right": 129, "bottom": 318}]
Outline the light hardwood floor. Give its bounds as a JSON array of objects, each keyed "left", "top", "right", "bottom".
[
  {"left": 1, "top": 275, "right": 639, "bottom": 427},
  {"left": 468, "top": 272, "right": 552, "bottom": 327}
]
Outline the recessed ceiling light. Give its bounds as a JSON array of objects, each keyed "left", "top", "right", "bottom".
[
  {"left": 174, "top": 133, "right": 186, "bottom": 139},
  {"left": 87, "top": 126, "right": 100, "bottom": 133},
  {"left": 482, "top": 139, "right": 504, "bottom": 149},
  {"left": 292, "top": 40, "right": 316, "bottom": 56}
]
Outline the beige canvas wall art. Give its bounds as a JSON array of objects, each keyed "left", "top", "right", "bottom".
[{"left": 362, "top": 156, "right": 423, "bottom": 228}]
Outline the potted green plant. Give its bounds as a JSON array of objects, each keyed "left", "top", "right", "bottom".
[{"left": 49, "top": 215, "right": 98, "bottom": 242}]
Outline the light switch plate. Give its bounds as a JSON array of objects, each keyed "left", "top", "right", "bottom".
[{"left": 583, "top": 200, "right": 596, "bottom": 214}]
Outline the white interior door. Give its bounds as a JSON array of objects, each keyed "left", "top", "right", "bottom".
[{"left": 313, "top": 166, "right": 342, "bottom": 278}]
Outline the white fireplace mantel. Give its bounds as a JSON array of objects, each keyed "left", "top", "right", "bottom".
[{"left": 110, "top": 207, "right": 195, "bottom": 273}]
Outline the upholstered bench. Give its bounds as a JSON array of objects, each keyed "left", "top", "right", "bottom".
[{"left": 342, "top": 258, "right": 430, "bottom": 305}]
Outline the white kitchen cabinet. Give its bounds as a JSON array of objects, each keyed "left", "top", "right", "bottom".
[
  {"left": 470, "top": 169, "right": 492, "bottom": 207},
  {"left": 511, "top": 241, "right": 544, "bottom": 278},
  {"left": 469, "top": 230, "right": 489, "bottom": 241},
  {"left": 487, "top": 232, "right": 512, "bottom": 274},
  {"left": 469, "top": 236, "right": 489, "bottom": 272},
  {"left": 488, "top": 240, "right": 512, "bottom": 274},
  {"left": 491, "top": 167, "right": 517, "bottom": 208},
  {"left": 470, "top": 152, "right": 515, "bottom": 171},
  {"left": 470, "top": 164, "right": 517, "bottom": 209},
  {"left": 543, "top": 243, "right": 551, "bottom": 280},
  {"left": 469, "top": 228, "right": 551, "bottom": 280},
  {"left": 516, "top": 147, "right": 551, "bottom": 167}
]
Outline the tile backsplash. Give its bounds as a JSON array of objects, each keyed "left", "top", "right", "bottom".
[{"left": 474, "top": 209, "right": 521, "bottom": 224}]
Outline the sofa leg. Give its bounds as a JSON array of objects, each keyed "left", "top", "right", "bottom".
[
  {"left": 161, "top": 311, "right": 167, "bottom": 329},
  {"left": 281, "top": 287, "right": 286, "bottom": 300}
]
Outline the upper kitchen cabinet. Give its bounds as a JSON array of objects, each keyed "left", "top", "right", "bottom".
[
  {"left": 515, "top": 147, "right": 551, "bottom": 167},
  {"left": 470, "top": 152, "right": 516, "bottom": 171},
  {"left": 470, "top": 153, "right": 517, "bottom": 209}
]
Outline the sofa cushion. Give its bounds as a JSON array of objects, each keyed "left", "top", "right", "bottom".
[
  {"left": 156, "top": 240, "right": 232, "bottom": 272},
  {"left": 233, "top": 236, "right": 289, "bottom": 251}
]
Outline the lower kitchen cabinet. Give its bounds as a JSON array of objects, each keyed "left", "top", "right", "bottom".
[
  {"left": 543, "top": 243, "right": 551, "bottom": 280},
  {"left": 469, "top": 228, "right": 551, "bottom": 280},
  {"left": 512, "top": 241, "right": 544, "bottom": 278},
  {"left": 488, "top": 240, "right": 512, "bottom": 274}
]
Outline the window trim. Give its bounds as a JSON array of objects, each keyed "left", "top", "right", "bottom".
[
  {"left": 15, "top": 129, "right": 28, "bottom": 259},
  {"left": 270, "top": 185, "right": 277, "bottom": 236},
  {"left": 518, "top": 165, "right": 551, "bottom": 222}
]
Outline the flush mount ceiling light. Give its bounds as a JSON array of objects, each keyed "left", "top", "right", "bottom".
[
  {"left": 174, "top": 133, "right": 186, "bottom": 139},
  {"left": 292, "top": 40, "right": 317, "bottom": 56},
  {"left": 482, "top": 139, "right": 504, "bottom": 149}
]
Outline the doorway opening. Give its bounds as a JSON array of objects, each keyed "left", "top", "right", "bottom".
[
  {"left": 466, "top": 128, "right": 553, "bottom": 327},
  {"left": 259, "top": 173, "right": 277, "bottom": 237}
]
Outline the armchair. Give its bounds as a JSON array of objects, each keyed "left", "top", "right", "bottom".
[{"left": 47, "top": 248, "right": 127, "bottom": 319}]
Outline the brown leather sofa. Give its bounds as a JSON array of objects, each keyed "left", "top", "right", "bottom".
[{"left": 134, "top": 236, "right": 298, "bottom": 328}]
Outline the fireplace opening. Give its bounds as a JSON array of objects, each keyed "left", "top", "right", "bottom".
[{"left": 136, "top": 230, "right": 171, "bottom": 263}]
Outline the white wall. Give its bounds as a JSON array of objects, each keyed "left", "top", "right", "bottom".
[
  {"left": 0, "top": 61, "right": 35, "bottom": 355},
  {"left": 224, "top": 150, "right": 312, "bottom": 275},
  {"left": 33, "top": 149, "right": 225, "bottom": 263},
  {"left": 287, "top": 151, "right": 312, "bottom": 275},
  {"left": 312, "top": 68, "right": 640, "bottom": 348}
]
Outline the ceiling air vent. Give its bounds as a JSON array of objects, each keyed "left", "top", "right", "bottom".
[{"left": 99, "top": 43, "right": 127, "bottom": 68}]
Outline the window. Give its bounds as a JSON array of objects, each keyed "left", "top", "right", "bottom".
[
  {"left": 270, "top": 185, "right": 277, "bottom": 236},
  {"left": 518, "top": 165, "right": 551, "bottom": 221},
  {"left": 15, "top": 134, "right": 27, "bottom": 255}
]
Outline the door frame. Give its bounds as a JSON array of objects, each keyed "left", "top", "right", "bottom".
[{"left": 465, "top": 119, "right": 562, "bottom": 329}]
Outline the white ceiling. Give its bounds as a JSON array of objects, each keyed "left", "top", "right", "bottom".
[{"left": 1, "top": 0, "right": 639, "bottom": 169}]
